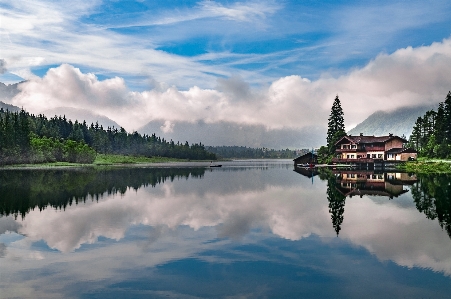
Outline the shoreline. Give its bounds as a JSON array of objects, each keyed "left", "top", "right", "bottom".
[
  {"left": 396, "top": 160, "right": 451, "bottom": 173},
  {"left": 0, "top": 154, "right": 213, "bottom": 170},
  {"left": 0, "top": 157, "right": 295, "bottom": 170}
]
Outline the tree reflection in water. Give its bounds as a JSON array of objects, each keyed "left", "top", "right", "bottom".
[
  {"left": 326, "top": 175, "right": 346, "bottom": 236},
  {"left": 319, "top": 169, "right": 451, "bottom": 239},
  {"left": 317, "top": 170, "right": 418, "bottom": 236},
  {"left": 411, "top": 174, "right": 451, "bottom": 238},
  {"left": 0, "top": 167, "right": 206, "bottom": 219}
]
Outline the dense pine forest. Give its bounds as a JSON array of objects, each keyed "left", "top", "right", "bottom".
[
  {"left": 0, "top": 108, "right": 216, "bottom": 165},
  {"left": 408, "top": 91, "right": 451, "bottom": 158},
  {"left": 205, "top": 146, "right": 297, "bottom": 159}
]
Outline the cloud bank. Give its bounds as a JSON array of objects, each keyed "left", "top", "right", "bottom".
[{"left": 6, "top": 38, "right": 451, "bottom": 145}]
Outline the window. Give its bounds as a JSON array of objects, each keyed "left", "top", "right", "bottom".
[
  {"left": 351, "top": 144, "right": 357, "bottom": 149},
  {"left": 372, "top": 154, "right": 376, "bottom": 158},
  {"left": 378, "top": 154, "right": 383, "bottom": 158}
]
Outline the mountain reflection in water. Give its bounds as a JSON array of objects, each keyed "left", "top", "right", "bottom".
[{"left": 1, "top": 161, "right": 451, "bottom": 298}]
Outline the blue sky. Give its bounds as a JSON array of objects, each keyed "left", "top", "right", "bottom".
[
  {"left": 2, "top": 0, "right": 451, "bottom": 89},
  {"left": 2, "top": 0, "right": 451, "bottom": 146}
]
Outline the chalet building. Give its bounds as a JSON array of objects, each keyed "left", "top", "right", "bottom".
[{"left": 332, "top": 133, "right": 417, "bottom": 166}]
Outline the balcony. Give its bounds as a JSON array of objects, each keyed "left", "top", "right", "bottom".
[
  {"left": 336, "top": 147, "right": 385, "bottom": 152},
  {"left": 336, "top": 148, "right": 367, "bottom": 153},
  {"left": 331, "top": 158, "right": 383, "bottom": 164}
]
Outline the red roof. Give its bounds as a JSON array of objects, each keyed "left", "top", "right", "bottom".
[
  {"left": 386, "top": 147, "right": 417, "bottom": 154},
  {"left": 335, "top": 135, "right": 408, "bottom": 145}
]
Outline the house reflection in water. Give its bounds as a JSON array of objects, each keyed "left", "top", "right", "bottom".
[
  {"left": 294, "top": 168, "right": 418, "bottom": 235},
  {"left": 333, "top": 171, "right": 418, "bottom": 199}
]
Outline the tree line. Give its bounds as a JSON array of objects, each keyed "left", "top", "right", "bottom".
[
  {"left": 205, "top": 146, "right": 297, "bottom": 159},
  {"left": 408, "top": 91, "right": 451, "bottom": 158},
  {"left": 0, "top": 108, "right": 216, "bottom": 165}
]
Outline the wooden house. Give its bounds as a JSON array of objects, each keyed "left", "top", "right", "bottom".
[{"left": 332, "top": 133, "right": 417, "bottom": 166}]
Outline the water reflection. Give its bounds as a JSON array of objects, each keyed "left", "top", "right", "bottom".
[
  {"left": 0, "top": 167, "right": 206, "bottom": 219},
  {"left": 1, "top": 162, "right": 451, "bottom": 298},
  {"left": 411, "top": 174, "right": 451, "bottom": 238},
  {"left": 324, "top": 170, "right": 418, "bottom": 236}
]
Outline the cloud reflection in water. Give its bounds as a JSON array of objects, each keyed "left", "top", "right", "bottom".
[{"left": 1, "top": 163, "right": 451, "bottom": 298}]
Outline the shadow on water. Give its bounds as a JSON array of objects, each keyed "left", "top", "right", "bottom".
[{"left": 0, "top": 167, "right": 206, "bottom": 219}]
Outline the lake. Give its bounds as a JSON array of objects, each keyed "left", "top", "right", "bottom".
[{"left": 1, "top": 160, "right": 451, "bottom": 298}]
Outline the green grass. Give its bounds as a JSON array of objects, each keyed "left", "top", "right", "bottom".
[
  {"left": 4, "top": 161, "right": 87, "bottom": 168},
  {"left": 397, "top": 159, "right": 451, "bottom": 173},
  {"left": 1, "top": 154, "right": 191, "bottom": 168},
  {"left": 92, "top": 154, "right": 189, "bottom": 165}
]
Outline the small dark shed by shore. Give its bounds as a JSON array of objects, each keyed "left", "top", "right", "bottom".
[{"left": 293, "top": 152, "right": 318, "bottom": 167}]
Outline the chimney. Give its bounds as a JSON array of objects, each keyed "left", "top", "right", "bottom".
[
  {"left": 389, "top": 133, "right": 393, "bottom": 137},
  {"left": 360, "top": 133, "right": 363, "bottom": 136}
]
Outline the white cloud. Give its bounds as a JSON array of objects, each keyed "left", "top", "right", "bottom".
[
  {"left": 198, "top": 0, "right": 280, "bottom": 23},
  {"left": 7, "top": 38, "right": 451, "bottom": 133}
]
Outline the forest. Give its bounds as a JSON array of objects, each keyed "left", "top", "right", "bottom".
[
  {"left": 408, "top": 91, "right": 451, "bottom": 158},
  {"left": 0, "top": 108, "right": 216, "bottom": 165}
]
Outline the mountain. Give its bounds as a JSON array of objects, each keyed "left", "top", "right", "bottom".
[
  {"left": 348, "top": 104, "right": 437, "bottom": 138},
  {"left": 0, "top": 101, "right": 20, "bottom": 112},
  {"left": 42, "top": 107, "right": 122, "bottom": 129},
  {"left": 0, "top": 82, "right": 22, "bottom": 102},
  {"left": 139, "top": 119, "right": 326, "bottom": 149}
]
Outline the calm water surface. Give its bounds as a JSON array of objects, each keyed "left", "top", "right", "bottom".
[{"left": 1, "top": 160, "right": 451, "bottom": 298}]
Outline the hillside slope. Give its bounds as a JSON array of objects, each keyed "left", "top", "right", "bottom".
[{"left": 348, "top": 105, "right": 436, "bottom": 138}]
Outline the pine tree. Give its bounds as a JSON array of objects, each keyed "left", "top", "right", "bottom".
[
  {"left": 327, "top": 95, "right": 346, "bottom": 154},
  {"left": 444, "top": 91, "right": 451, "bottom": 144}
]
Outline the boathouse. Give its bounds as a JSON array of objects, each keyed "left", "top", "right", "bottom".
[{"left": 293, "top": 152, "right": 318, "bottom": 167}]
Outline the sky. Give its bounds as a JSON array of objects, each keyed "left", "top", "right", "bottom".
[{"left": 1, "top": 0, "right": 451, "bottom": 147}]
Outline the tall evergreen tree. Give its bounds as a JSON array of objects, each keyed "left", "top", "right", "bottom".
[
  {"left": 327, "top": 95, "right": 346, "bottom": 154},
  {"left": 444, "top": 91, "right": 451, "bottom": 143}
]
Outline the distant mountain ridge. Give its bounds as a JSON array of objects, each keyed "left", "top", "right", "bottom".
[
  {"left": 0, "top": 101, "right": 20, "bottom": 112},
  {"left": 348, "top": 104, "right": 437, "bottom": 138},
  {"left": 138, "top": 119, "right": 326, "bottom": 149},
  {"left": 42, "top": 107, "right": 122, "bottom": 129},
  {"left": 0, "top": 82, "right": 22, "bottom": 102}
]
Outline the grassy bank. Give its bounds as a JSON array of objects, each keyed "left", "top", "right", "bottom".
[
  {"left": 93, "top": 154, "right": 189, "bottom": 165},
  {"left": 1, "top": 154, "right": 191, "bottom": 168},
  {"left": 397, "top": 159, "right": 451, "bottom": 173}
]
